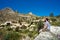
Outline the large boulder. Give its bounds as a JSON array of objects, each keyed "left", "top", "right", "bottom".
[
  {"left": 34, "top": 31, "right": 58, "bottom": 40},
  {"left": 34, "top": 26, "right": 60, "bottom": 40},
  {"left": 50, "top": 26, "right": 60, "bottom": 35}
]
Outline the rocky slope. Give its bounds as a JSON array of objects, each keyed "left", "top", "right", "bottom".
[
  {"left": 34, "top": 26, "right": 60, "bottom": 40},
  {"left": 0, "top": 7, "right": 19, "bottom": 24},
  {"left": 0, "top": 7, "right": 40, "bottom": 24},
  {"left": 0, "top": 7, "right": 60, "bottom": 40}
]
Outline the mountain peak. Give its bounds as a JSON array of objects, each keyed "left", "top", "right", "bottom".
[
  {"left": 2, "top": 7, "right": 12, "bottom": 11},
  {"left": 1, "top": 7, "right": 15, "bottom": 14}
]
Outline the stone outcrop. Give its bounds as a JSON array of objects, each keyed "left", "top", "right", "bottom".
[{"left": 34, "top": 26, "right": 60, "bottom": 40}]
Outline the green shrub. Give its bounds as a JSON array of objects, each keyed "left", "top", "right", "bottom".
[
  {"left": 3, "top": 32, "right": 20, "bottom": 40},
  {"left": 51, "top": 22, "right": 60, "bottom": 26},
  {"left": 15, "top": 27, "right": 19, "bottom": 32},
  {"left": 50, "top": 17, "right": 57, "bottom": 22},
  {"left": 37, "top": 20, "right": 44, "bottom": 32},
  {"left": 7, "top": 27, "right": 13, "bottom": 31}
]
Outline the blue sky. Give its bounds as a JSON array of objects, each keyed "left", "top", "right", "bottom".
[{"left": 0, "top": 0, "right": 60, "bottom": 16}]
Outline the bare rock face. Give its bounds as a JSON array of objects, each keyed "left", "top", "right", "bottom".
[
  {"left": 50, "top": 26, "right": 60, "bottom": 35},
  {"left": 34, "top": 32, "right": 58, "bottom": 40},
  {"left": 34, "top": 26, "right": 60, "bottom": 40}
]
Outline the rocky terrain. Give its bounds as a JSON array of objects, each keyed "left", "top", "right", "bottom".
[
  {"left": 34, "top": 26, "right": 60, "bottom": 40},
  {"left": 0, "top": 7, "right": 60, "bottom": 40},
  {"left": 0, "top": 7, "right": 40, "bottom": 40},
  {"left": 0, "top": 7, "right": 19, "bottom": 24}
]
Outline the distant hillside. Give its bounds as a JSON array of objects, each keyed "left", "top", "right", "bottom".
[
  {"left": 0, "top": 7, "right": 20, "bottom": 24},
  {"left": 0, "top": 7, "right": 40, "bottom": 24}
]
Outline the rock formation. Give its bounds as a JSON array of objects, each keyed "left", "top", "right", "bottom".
[{"left": 34, "top": 26, "right": 60, "bottom": 40}]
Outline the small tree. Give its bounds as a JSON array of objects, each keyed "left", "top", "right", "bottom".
[
  {"left": 56, "top": 14, "right": 60, "bottom": 18},
  {"left": 49, "top": 12, "right": 54, "bottom": 17},
  {"left": 15, "top": 27, "right": 20, "bottom": 32}
]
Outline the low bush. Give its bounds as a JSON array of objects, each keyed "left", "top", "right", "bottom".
[{"left": 3, "top": 32, "right": 20, "bottom": 40}]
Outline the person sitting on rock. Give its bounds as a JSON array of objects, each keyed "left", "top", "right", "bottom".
[{"left": 39, "top": 18, "right": 50, "bottom": 32}]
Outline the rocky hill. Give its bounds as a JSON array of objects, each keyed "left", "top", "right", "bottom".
[
  {"left": 0, "top": 7, "right": 40, "bottom": 24},
  {"left": 0, "top": 7, "right": 60, "bottom": 40},
  {"left": 0, "top": 7, "right": 20, "bottom": 24},
  {"left": 0, "top": 7, "right": 41, "bottom": 40}
]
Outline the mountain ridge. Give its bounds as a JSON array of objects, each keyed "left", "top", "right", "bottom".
[{"left": 0, "top": 7, "right": 39, "bottom": 24}]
